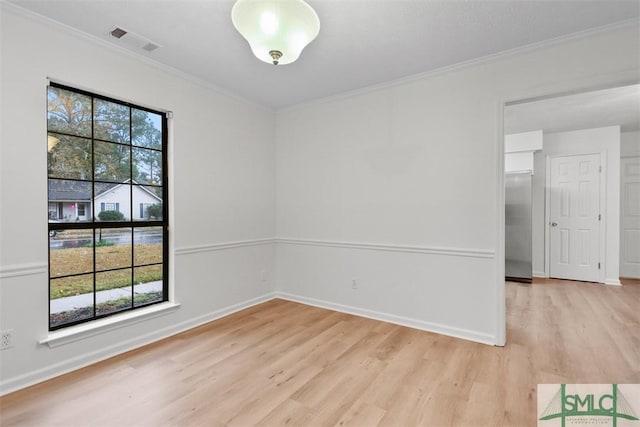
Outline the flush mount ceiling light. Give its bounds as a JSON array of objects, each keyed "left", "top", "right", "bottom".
[{"left": 231, "top": 0, "right": 320, "bottom": 65}]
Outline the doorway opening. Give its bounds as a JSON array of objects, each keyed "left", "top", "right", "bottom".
[{"left": 502, "top": 84, "right": 640, "bottom": 286}]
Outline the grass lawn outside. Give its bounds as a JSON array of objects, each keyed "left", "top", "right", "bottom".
[{"left": 50, "top": 243, "right": 162, "bottom": 299}]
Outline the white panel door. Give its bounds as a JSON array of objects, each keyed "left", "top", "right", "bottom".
[
  {"left": 549, "top": 154, "right": 601, "bottom": 282},
  {"left": 621, "top": 156, "right": 640, "bottom": 278}
]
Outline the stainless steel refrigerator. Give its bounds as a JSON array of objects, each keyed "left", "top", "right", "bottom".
[{"left": 505, "top": 172, "right": 532, "bottom": 282}]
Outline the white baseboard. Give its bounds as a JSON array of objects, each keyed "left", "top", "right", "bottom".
[
  {"left": 1, "top": 289, "right": 499, "bottom": 396},
  {"left": 276, "top": 292, "right": 497, "bottom": 346},
  {"left": 531, "top": 272, "right": 621, "bottom": 286},
  {"left": 0, "top": 292, "right": 277, "bottom": 396}
]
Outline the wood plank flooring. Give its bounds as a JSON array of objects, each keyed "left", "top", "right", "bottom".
[{"left": 1, "top": 279, "right": 639, "bottom": 426}]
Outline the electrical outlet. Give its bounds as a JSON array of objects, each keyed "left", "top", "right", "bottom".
[
  {"left": 352, "top": 279, "right": 358, "bottom": 290},
  {"left": 261, "top": 269, "right": 269, "bottom": 284},
  {"left": 0, "top": 329, "right": 13, "bottom": 350}
]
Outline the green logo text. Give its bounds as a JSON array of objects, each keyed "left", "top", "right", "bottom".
[{"left": 539, "top": 384, "right": 639, "bottom": 427}]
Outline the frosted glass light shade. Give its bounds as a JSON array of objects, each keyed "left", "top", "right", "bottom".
[{"left": 232, "top": 0, "right": 320, "bottom": 65}]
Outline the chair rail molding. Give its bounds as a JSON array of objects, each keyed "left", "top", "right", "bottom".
[
  {"left": 175, "top": 238, "right": 275, "bottom": 256},
  {"left": 0, "top": 262, "right": 48, "bottom": 279},
  {"left": 275, "top": 238, "right": 495, "bottom": 259}
]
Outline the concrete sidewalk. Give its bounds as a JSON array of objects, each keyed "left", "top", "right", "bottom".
[{"left": 50, "top": 281, "right": 162, "bottom": 314}]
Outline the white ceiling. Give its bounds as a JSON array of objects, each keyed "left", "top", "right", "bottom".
[
  {"left": 505, "top": 84, "right": 640, "bottom": 135},
  {"left": 8, "top": 0, "right": 640, "bottom": 110}
]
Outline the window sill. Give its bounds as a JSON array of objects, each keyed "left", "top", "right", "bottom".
[{"left": 39, "top": 302, "right": 181, "bottom": 348}]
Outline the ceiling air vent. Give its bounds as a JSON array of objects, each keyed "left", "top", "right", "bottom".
[
  {"left": 142, "top": 43, "right": 160, "bottom": 52},
  {"left": 108, "top": 26, "right": 162, "bottom": 53},
  {"left": 110, "top": 27, "right": 128, "bottom": 39}
]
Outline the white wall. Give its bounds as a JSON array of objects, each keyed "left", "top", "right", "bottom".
[
  {"left": 505, "top": 130, "right": 543, "bottom": 173},
  {"left": 0, "top": 5, "right": 275, "bottom": 394},
  {"left": 621, "top": 131, "right": 640, "bottom": 157},
  {"left": 532, "top": 151, "right": 547, "bottom": 276},
  {"left": 505, "top": 130, "right": 543, "bottom": 153},
  {"left": 531, "top": 127, "right": 621, "bottom": 284},
  {"left": 1, "top": 2, "right": 639, "bottom": 395},
  {"left": 275, "top": 24, "right": 639, "bottom": 344},
  {"left": 505, "top": 152, "right": 534, "bottom": 173}
]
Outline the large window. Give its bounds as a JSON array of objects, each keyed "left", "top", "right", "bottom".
[{"left": 47, "top": 83, "right": 168, "bottom": 330}]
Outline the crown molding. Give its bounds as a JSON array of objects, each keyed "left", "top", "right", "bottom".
[
  {"left": 2, "top": 2, "right": 637, "bottom": 120},
  {"left": 1, "top": 1, "right": 274, "bottom": 114},
  {"left": 277, "top": 18, "right": 639, "bottom": 113}
]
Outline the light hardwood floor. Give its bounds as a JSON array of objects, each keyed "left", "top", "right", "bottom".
[{"left": 1, "top": 279, "right": 639, "bottom": 426}]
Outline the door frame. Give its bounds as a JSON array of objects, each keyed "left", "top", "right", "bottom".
[
  {"left": 544, "top": 151, "right": 607, "bottom": 283},
  {"left": 620, "top": 155, "right": 640, "bottom": 278},
  {"left": 496, "top": 78, "right": 637, "bottom": 347}
]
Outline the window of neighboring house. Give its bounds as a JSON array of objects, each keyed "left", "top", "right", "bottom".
[
  {"left": 140, "top": 203, "right": 153, "bottom": 219},
  {"left": 102, "top": 202, "right": 117, "bottom": 212},
  {"left": 47, "top": 83, "right": 168, "bottom": 330}
]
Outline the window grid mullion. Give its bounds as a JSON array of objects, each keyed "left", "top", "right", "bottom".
[
  {"left": 91, "top": 96, "right": 97, "bottom": 320},
  {"left": 48, "top": 84, "right": 167, "bottom": 331},
  {"left": 129, "top": 107, "right": 135, "bottom": 309}
]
